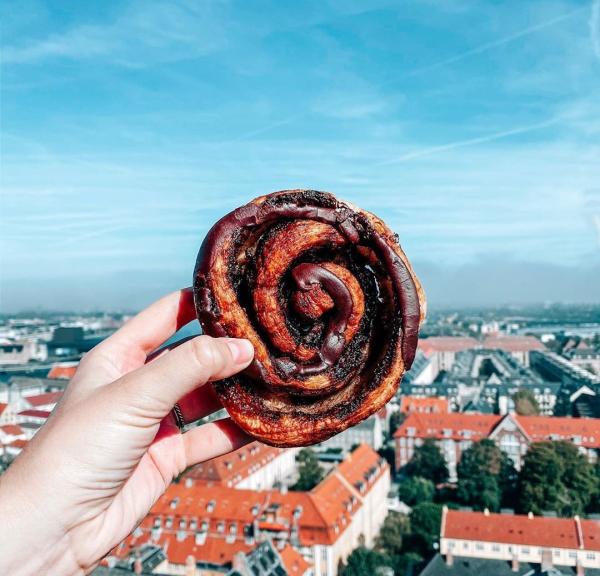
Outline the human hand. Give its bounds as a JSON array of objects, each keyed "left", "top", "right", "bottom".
[{"left": 0, "top": 289, "right": 254, "bottom": 575}]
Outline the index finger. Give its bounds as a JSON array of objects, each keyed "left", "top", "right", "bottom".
[{"left": 84, "top": 288, "right": 198, "bottom": 379}]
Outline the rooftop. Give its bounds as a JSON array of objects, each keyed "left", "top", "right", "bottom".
[
  {"left": 400, "top": 396, "right": 450, "bottom": 414},
  {"left": 47, "top": 362, "right": 79, "bottom": 380},
  {"left": 183, "top": 441, "right": 289, "bottom": 486},
  {"left": 23, "top": 391, "right": 62, "bottom": 408},
  {"left": 483, "top": 336, "right": 545, "bottom": 352},
  {"left": 395, "top": 412, "right": 600, "bottom": 448},
  {"left": 442, "top": 509, "right": 600, "bottom": 552},
  {"left": 419, "top": 337, "right": 479, "bottom": 355}
]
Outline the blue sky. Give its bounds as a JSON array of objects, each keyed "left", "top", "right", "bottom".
[{"left": 1, "top": 0, "right": 600, "bottom": 311}]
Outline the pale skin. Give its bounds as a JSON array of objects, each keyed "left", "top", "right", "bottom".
[{"left": 0, "top": 288, "right": 255, "bottom": 575}]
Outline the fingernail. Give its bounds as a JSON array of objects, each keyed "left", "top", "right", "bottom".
[{"left": 226, "top": 339, "right": 254, "bottom": 364}]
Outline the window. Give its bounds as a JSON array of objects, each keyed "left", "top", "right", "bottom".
[
  {"left": 476, "top": 543, "right": 484, "bottom": 551},
  {"left": 321, "top": 547, "right": 328, "bottom": 561},
  {"left": 586, "top": 552, "right": 596, "bottom": 560},
  {"left": 522, "top": 548, "right": 530, "bottom": 555},
  {"left": 492, "top": 544, "right": 500, "bottom": 552},
  {"left": 569, "top": 552, "right": 577, "bottom": 559}
]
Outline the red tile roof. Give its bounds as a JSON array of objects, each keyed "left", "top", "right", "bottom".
[
  {"left": 443, "top": 509, "right": 600, "bottom": 552},
  {"left": 483, "top": 336, "right": 545, "bottom": 352},
  {"left": 400, "top": 396, "right": 449, "bottom": 414},
  {"left": 7, "top": 439, "right": 28, "bottom": 449},
  {"left": 118, "top": 531, "right": 253, "bottom": 566},
  {"left": 23, "top": 391, "right": 62, "bottom": 408},
  {"left": 517, "top": 415, "right": 600, "bottom": 448},
  {"left": 394, "top": 412, "right": 600, "bottom": 449},
  {"left": 47, "top": 363, "right": 78, "bottom": 380},
  {"left": 18, "top": 409, "right": 51, "bottom": 419},
  {"left": 184, "top": 441, "right": 288, "bottom": 486},
  {"left": 280, "top": 544, "right": 311, "bottom": 575},
  {"left": 0, "top": 424, "right": 24, "bottom": 436},
  {"left": 394, "top": 412, "right": 501, "bottom": 441},
  {"left": 113, "top": 444, "right": 388, "bottom": 566},
  {"left": 0, "top": 403, "right": 7, "bottom": 418},
  {"left": 419, "top": 337, "right": 479, "bottom": 356}
]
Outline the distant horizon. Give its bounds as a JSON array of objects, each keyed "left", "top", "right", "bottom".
[
  {"left": 1, "top": 256, "right": 599, "bottom": 314},
  {"left": 2, "top": 0, "right": 600, "bottom": 313}
]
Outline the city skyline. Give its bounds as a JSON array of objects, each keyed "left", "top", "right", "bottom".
[{"left": 2, "top": 0, "right": 600, "bottom": 311}]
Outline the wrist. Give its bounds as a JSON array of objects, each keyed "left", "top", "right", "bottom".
[{"left": 0, "top": 467, "right": 84, "bottom": 575}]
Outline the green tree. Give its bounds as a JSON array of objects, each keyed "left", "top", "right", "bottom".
[
  {"left": 517, "top": 441, "right": 596, "bottom": 516},
  {"left": 291, "top": 448, "right": 324, "bottom": 491},
  {"left": 512, "top": 389, "right": 540, "bottom": 415},
  {"left": 389, "top": 411, "right": 406, "bottom": 437},
  {"left": 589, "top": 461, "right": 600, "bottom": 513},
  {"left": 398, "top": 476, "right": 435, "bottom": 506},
  {"left": 375, "top": 511, "right": 410, "bottom": 558},
  {"left": 377, "top": 445, "right": 395, "bottom": 472},
  {"left": 404, "top": 439, "right": 448, "bottom": 484},
  {"left": 457, "top": 439, "right": 517, "bottom": 511},
  {"left": 339, "top": 547, "right": 390, "bottom": 576},
  {"left": 552, "top": 441, "right": 597, "bottom": 516},
  {"left": 410, "top": 502, "right": 443, "bottom": 553}
]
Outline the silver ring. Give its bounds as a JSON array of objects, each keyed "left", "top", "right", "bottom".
[{"left": 172, "top": 403, "right": 186, "bottom": 431}]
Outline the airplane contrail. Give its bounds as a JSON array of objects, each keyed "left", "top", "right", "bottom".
[
  {"left": 374, "top": 117, "right": 559, "bottom": 166},
  {"left": 398, "top": 5, "right": 587, "bottom": 80}
]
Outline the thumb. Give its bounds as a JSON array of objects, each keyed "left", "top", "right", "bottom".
[{"left": 107, "top": 335, "right": 253, "bottom": 418}]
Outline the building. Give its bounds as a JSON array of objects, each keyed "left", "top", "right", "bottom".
[
  {"left": 110, "top": 444, "right": 389, "bottom": 576},
  {"left": 566, "top": 348, "right": 600, "bottom": 377},
  {"left": 531, "top": 352, "right": 600, "bottom": 389},
  {"left": 418, "top": 337, "right": 480, "bottom": 375},
  {"left": 404, "top": 350, "right": 437, "bottom": 385},
  {"left": 47, "top": 361, "right": 79, "bottom": 380},
  {"left": 319, "top": 415, "right": 383, "bottom": 451},
  {"left": 482, "top": 336, "right": 545, "bottom": 367},
  {"left": 0, "top": 340, "right": 47, "bottom": 365},
  {"left": 436, "top": 509, "right": 600, "bottom": 574},
  {"left": 394, "top": 412, "right": 600, "bottom": 481},
  {"left": 399, "top": 382, "right": 461, "bottom": 412},
  {"left": 184, "top": 442, "right": 299, "bottom": 491},
  {"left": 400, "top": 396, "right": 449, "bottom": 414}
]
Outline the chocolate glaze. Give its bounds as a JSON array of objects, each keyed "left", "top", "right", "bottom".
[
  {"left": 274, "top": 262, "right": 353, "bottom": 377},
  {"left": 194, "top": 191, "right": 420, "bottom": 374}
]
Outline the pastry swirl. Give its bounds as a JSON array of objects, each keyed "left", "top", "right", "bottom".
[{"left": 193, "top": 189, "right": 425, "bottom": 447}]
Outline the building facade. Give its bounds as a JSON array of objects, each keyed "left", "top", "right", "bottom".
[
  {"left": 395, "top": 412, "right": 600, "bottom": 481},
  {"left": 439, "top": 509, "right": 600, "bottom": 573},
  {"left": 110, "top": 445, "right": 390, "bottom": 576}
]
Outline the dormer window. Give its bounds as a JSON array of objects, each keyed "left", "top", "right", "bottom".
[
  {"left": 170, "top": 497, "right": 179, "bottom": 509},
  {"left": 206, "top": 499, "right": 216, "bottom": 513}
]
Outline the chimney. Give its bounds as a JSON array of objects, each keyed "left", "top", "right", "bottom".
[
  {"left": 280, "top": 483, "right": 288, "bottom": 495},
  {"left": 445, "top": 551, "right": 454, "bottom": 566},
  {"left": 185, "top": 555, "right": 197, "bottom": 576},
  {"left": 541, "top": 549, "right": 553, "bottom": 572},
  {"left": 232, "top": 552, "right": 249, "bottom": 576},
  {"left": 185, "top": 477, "right": 193, "bottom": 488},
  {"left": 511, "top": 554, "right": 519, "bottom": 572},
  {"left": 528, "top": 511, "right": 534, "bottom": 519},
  {"left": 484, "top": 508, "right": 490, "bottom": 516}
]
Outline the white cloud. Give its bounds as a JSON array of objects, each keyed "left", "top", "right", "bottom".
[
  {"left": 1, "top": 1, "right": 229, "bottom": 66},
  {"left": 591, "top": 0, "right": 600, "bottom": 60}
]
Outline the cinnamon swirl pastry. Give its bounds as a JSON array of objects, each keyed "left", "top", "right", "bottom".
[{"left": 193, "top": 190, "right": 425, "bottom": 447}]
